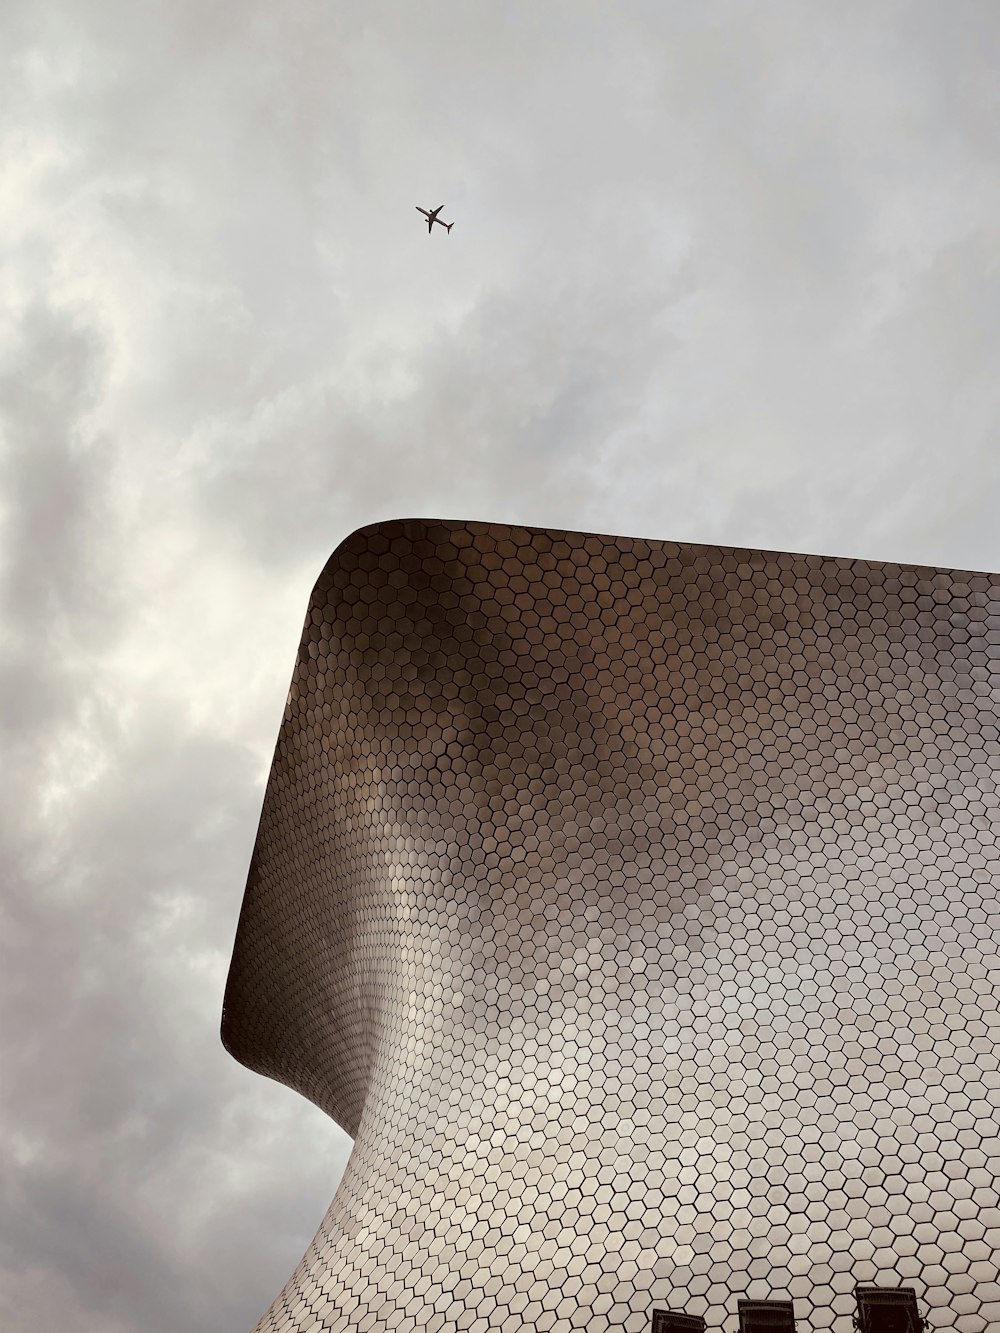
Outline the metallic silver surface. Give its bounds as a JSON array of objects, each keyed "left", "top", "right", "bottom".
[{"left": 223, "top": 520, "right": 1000, "bottom": 1332}]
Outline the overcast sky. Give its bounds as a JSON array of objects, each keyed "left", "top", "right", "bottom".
[{"left": 1, "top": 2, "right": 998, "bottom": 1330}]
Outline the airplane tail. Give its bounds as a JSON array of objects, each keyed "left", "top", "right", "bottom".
[{"left": 446, "top": 221, "right": 453, "bottom": 233}]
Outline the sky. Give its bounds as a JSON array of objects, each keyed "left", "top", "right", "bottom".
[{"left": 0, "top": 2, "right": 998, "bottom": 1330}]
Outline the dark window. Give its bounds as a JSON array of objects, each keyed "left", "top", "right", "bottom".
[
  {"left": 853, "top": 1287, "right": 925, "bottom": 1333},
  {"left": 650, "top": 1312, "right": 706, "bottom": 1333},
  {"left": 738, "top": 1299, "right": 796, "bottom": 1332}
]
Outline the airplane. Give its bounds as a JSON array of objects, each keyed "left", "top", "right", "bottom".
[{"left": 416, "top": 205, "right": 453, "bottom": 234}]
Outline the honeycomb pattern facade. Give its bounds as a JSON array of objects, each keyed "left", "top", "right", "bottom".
[{"left": 222, "top": 519, "right": 1000, "bottom": 1333}]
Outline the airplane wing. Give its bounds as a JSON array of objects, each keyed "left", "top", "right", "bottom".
[{"left": 427, "top": 217, "right": 433, "bottom": 233}]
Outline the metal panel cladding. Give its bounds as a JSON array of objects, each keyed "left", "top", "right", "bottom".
[{"left": 223, "top": 519, "right": 1000, "bottom": 1333}]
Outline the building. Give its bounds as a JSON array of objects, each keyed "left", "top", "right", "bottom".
[{"left": 223, "top": 520, "right": 1000, "bottom": 1331}]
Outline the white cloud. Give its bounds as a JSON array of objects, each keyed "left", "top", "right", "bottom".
[{"left": 1, "top": 2, "right": 998, "bottom": 1329}]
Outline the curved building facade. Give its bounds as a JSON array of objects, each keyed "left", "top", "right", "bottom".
[{"left": 223, "top": 520, "right": 1000, "bottom": 1333}]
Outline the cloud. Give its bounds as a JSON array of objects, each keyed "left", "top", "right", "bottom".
[
  {"left": 0, "top": 302, "right": 347, "bottom": 1331},
  {"left": 0, "top": 2, "right": 998, "bottom": 1330}
]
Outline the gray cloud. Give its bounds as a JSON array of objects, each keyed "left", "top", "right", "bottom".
[
  {"left": 0, "top": 302, "right": 344, "bottom": 1329},
  {"left": 1, "top": 2, "right": 998, "bottom": 1330}
]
